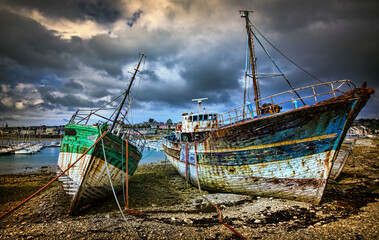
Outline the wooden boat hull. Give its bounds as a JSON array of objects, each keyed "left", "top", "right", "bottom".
[
  {"left": 163, "top": 87, "right": 373, "bottom": 204},
  {"left": 57, "top": 123, "right": 142, "bottom": 214},
  {"left": 329, "top": 138, "right": 356, "bottom": 180}
]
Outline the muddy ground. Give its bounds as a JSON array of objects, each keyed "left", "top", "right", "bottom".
[{"left": 0, "top": 138, "right": 378, "bottom": 239}]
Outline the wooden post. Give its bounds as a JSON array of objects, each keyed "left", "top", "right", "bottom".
[{"left": 125, "top": 139, "right": 129, "bottom": 209}]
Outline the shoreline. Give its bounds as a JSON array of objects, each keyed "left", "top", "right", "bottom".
[{"left": 0, "top": 139, "right": 378, "bottom": 239}]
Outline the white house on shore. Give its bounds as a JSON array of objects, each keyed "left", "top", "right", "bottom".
[{"left": 347, "top": 125, "right": 371, "bottom": 137}]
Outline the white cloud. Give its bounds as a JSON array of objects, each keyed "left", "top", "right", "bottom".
[
  {"left": 19, "top": 8, "right": 109, "bottom": 39},
  {"left": 1, "top": 97, "right": 14, "bottom": 108},
  {"left": 1, "top": 84, "right": 11, "bottom": 93}
]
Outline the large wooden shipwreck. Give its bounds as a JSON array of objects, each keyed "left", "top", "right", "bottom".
[
  {"left": 57, "top": 54, "right": 146, "bottom": 214},
  {"left": 162, "top": 11, "right": 374, "bottom": 204}
]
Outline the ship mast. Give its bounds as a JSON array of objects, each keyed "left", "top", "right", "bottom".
[
  {"left": 110, "top": 53, "right": 145, "bottom": 132},
  {"left": 240, "top": 10, "right": 261, "bottom": 116}
]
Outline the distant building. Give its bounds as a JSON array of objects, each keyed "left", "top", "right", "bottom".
[
  {"left": 45, "top": 127, "right": 55, "bottom": 135},
  {"left": 36, "top": 127, "right": 46, "bottom": 135},
  {"left": 348, "top": 125, "right": 370, "bottom": 136},
  {"left": 20, "top": 129, "right": 35, "bottom": 135}
]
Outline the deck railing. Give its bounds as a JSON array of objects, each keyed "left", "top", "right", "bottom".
[{"left": 216, "top": 80, "right": 355, "bottom": 128}]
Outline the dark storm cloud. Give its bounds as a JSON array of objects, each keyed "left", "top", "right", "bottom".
[
  {"left": 246, "top": 0, "right": 379, "bottom": 85},
  {"left": 0, "top": 10, "right": 70, "bottom": 71},
  {"left": 2, "top": 0, "right": 123, "bottom": 24},
  {"left": 0, "top": 116, "right": 16, "bottom": 122},
  {"left": 38, "top": 85, "right": 106, "bottom": 109},
  {"left": 78, "top": 0, "right": 121, "bottom": 23},
  {"left": 62, "top": 79, "right": 84, "bottom": 93},
  {"left": 202, "top": 0, "right": 379, "bottom": 107},
  {"left": 253, "top": 0, "right": 379, "bottom": 32},
  {"left": 180, "top": 54, "right": 242, "bottom": 92},
  {"left": 127, "top": 10, "right": 143, "bottom": 27},
  {"left": 0, "top": 1, "right": 151, "bottom": 125},
  {"left": 0, "top": 0, "right": 378, "bottom": 126},
  {"left": 84, "top": 34, "right": 128, "bottom": 76},
  {"left": 129, "top": 0, "right": 378, "bottom": 117},
  {"left": 133, "top": 53, "right": 240, "bottom": 108},
  {"left": 0, "top": 6, "right": 137, "bottom": 108}
]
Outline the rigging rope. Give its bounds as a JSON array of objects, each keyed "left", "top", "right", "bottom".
[
  {"left": 99, "top": 127, "right": 127, "bottom": 220},
  {"left": 244, "top": 35, "right": 250, "bottom": 103},
  {"left": 82, "top": 92, "right": 124, "bottom": 120},
  {"left": 249, "top": 27, "right": 306, "bottom": 106},
  {"left": 250, "top": 23, "right": 325, "bottom": 84},
  {"left": 0, "top": 130, "right": 108, "bottom": 220},
  {"left": 193, "top": 142, "right": 247, "bottom": 240},
  {"left": 122, "top": 134, "right": 126, "bottom": 205},
  {"left": 98, "top": 128, "right": 141, "bottom": 239},
  {"left": 125, "top": 139, "right": 129, "bottom": 209}
]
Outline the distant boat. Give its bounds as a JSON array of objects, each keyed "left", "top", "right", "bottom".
[
  {"left": 57, "top": 54, "right": 146, "bottom": 214},
  {"left": 48, "top": 141, "right": 61, "bottom": 147},
  {"left": 162, "top": 11, "right": 374, "bottom": 204},
  {"left": 14, "top": 147, "right": 33, "bottom": 154}
]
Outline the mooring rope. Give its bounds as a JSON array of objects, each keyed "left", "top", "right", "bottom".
[
  {"left": 0, "top": 130, "right": 108, "bottom": 220},
  {"left": 99, "top": 128, "right": 127, "bottom": 220},
  {"left": 122, "top": 137, "right": 126, "bottom": 205},
  {"left": 193, "top": 142, "right": 247, "bottom": 240},
  {"left": 98, "top": 128, "right": 141, "bottom": 239},
  {"left": 125, "top": 139, "right": 129, "bottom": 209}
]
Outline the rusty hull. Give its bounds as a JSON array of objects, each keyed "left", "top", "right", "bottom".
[
  {"left": 163, "top": 87, "right": 373, "bottom": 204},
  {"left": 57, "top": 125, "right": 142, "bottom": 214}
]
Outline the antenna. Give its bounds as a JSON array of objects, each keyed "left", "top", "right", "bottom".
[
  {"left": 239, "top": 10, "right": 254, "bottom": 18},
  {"left": 192, "top": 98, "right": 208, "bottom": 113}
]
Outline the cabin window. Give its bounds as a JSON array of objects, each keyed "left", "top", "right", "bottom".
[
  {"left": 193, "top": 115, "right": 198, "bottom": 121},
  {"left": 188, "top": 116, "right": 192, "bottom": 122},
  {"left": 204, "top": 115, "right": 208, "bottom": 120},
  {"left": 199, "top": 115, "right": 203, "bottom": 121},
  {"left": 65, "top": 129, "right": 76, "bottom": 136}
]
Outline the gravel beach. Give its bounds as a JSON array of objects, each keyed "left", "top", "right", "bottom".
[{"left": 0, "top": 138, "right": 378, "bottom": 239}]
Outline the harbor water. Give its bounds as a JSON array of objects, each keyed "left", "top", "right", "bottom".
[{"left": 0, "top": 146, "right": 166, "bottom": 174}]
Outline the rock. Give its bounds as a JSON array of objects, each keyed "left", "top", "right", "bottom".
[
  {"left": 254, "top": 219, "right": 262, "bottom": 224},
  {"left": 184, "top": 218, "right": 193, "bottom": 224},
  {"left": 316, "top": 211, "right": 323, "bottom": 216}
]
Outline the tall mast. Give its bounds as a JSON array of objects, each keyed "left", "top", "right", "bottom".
[
  {"left": 240, "top": 10, "right": 260, "bottom": 116},
  {"left": 110, "top": 53, "right": 145, "bottom": 132}
]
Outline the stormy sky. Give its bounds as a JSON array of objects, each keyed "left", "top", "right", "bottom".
[{"left": 0, "top": 0, "right": 378, "bottom": 126}]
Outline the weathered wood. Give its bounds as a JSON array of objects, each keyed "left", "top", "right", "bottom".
[
  {"left": 163, "top": 86, "right": 373, "bottom": 204},
  {"left": 57, "top": 123, "right": 142, "bottom": 214}
]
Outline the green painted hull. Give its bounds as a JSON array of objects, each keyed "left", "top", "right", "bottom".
[{"left": 57, "top": 123, "right": 142, "bottom": 214}]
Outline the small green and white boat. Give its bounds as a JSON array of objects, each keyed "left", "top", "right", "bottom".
[{"left": 57, "top": 54, "right": 146, "bottom": 214}]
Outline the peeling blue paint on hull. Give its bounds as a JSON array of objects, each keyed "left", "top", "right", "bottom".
[{"left": 163, "top": 87, "right": 373, "bottom": 204}]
